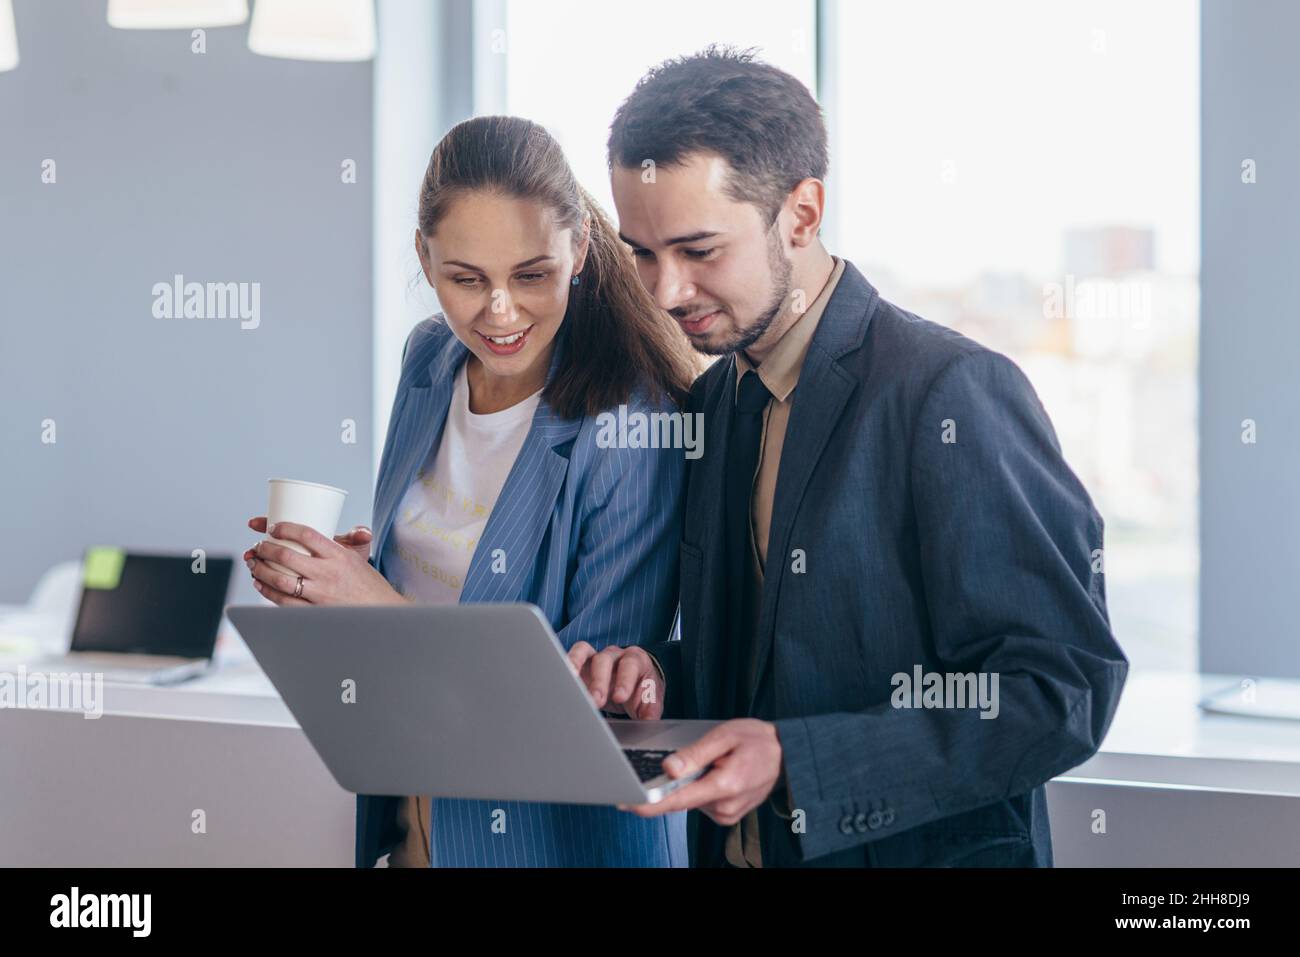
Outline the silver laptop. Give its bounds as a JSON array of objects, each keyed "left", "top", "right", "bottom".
[
  {"left": 18, "top": 551, "right": 231, "bottom": 685},
  {"left": 226, "top": 603, "right": 720, "bottom": 805}
]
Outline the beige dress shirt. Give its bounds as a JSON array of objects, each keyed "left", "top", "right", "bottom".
[{"left": 724, "top": 255, "right": 846, "bottom": 868}]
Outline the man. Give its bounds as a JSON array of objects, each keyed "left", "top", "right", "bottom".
[{"left": 569, "top": 47, "right": 1128, "bottom": 867}]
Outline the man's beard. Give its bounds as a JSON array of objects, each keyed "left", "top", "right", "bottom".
[{"left": 688, "top": 223, "right": 793, "bottom": 357}]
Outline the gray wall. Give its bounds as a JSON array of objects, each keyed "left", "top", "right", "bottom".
[
  {"left": 0, "top": 0, "right": 373, "bottom": 607},
  {"left": 1201, "top": 0, "right": 1300, "bottom": 677}
]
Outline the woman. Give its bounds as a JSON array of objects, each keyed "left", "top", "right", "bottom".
[{"left": 243, "top": 115, "right": 697, "bottom": 867}]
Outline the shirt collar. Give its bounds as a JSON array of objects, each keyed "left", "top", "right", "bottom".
[{"left": 735, "top": 256, "right": 846, "bottom": 403}]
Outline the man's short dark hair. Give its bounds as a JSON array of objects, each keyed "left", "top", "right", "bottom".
[{"left": 607, "top": 45, "right": 829, "bottom": 225}]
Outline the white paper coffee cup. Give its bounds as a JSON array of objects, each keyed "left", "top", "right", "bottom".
[{"left": 263, "top": 478, "right": 348, "bottom": 576}]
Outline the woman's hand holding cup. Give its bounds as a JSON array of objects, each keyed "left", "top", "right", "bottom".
[
  {"left": 246, "top": 515, "right": 373, "bottom": 559},
  {"left": 244, "top": 515, "right": 407, "bottom": 607}
]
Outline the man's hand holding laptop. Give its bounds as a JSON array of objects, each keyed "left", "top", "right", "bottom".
[{"left": 567, "top": 642, "right": 785, "bottom": 827}]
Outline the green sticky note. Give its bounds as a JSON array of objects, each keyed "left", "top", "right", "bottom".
[{"left": 83, "top": 546, "right": 126, "bottom": 590}]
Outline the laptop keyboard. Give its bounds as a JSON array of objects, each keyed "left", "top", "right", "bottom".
[{"left": 623, "top": 748, "right": 675, "bottom": 783}]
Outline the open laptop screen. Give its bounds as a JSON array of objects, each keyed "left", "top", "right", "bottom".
[{"left": 70, "top": 550, "right": 233, "bottom": 659}]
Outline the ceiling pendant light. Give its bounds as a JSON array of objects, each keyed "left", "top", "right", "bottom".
[
  {"left": 0, "top": 0, "right": 18, "bottom": 72},
  {"left": 107, "top": 0, "right": 249, "bottom": 29},
  {"left": 248, "top": 0, "right": 376, "bottom": 62}
]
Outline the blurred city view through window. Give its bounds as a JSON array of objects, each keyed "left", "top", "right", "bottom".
[
  {"left": 832, "top": 1, "right": 1199, "bottom": 671},
  {"left": 497, "top": 0, "right": 1198, "bottom": 671}
]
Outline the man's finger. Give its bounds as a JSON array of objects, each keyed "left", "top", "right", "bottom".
[
  {"left": 584, "top": 647, "right": 620, "bottom": 708},
  {"left": 662, "top": 724, "right": 737, "bottom": 779},
  {"left": 609, "top": 653, "right": 645, "bottom": 705},
  {"left": 629, "top": 687, "right": 664, "bottom": 721},
  {"left": 623, "top": 766, "right": 735, "bottom": 817},
  {"left": 566, "top": 641, "right": 598, "bottom": 678},
  {"left": 566, "top": 643, "right": 598, "bottom": 681},
  {"left": 701, "top": 797, "right": 750, "bottom": 826}
]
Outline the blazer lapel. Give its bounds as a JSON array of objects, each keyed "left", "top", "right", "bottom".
[
  {"left": 688, "top": 356, "right": 737, "bottom": 719},
  {"left": 370, "top": 338, "right": 463, "bottom": 569},
  {"left": 745, "top": 263, "right": 880, "bottom": 715}
]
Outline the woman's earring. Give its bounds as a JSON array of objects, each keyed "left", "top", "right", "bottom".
[{"left": 571, "top": 275, "right": 581, "bottom": 286}]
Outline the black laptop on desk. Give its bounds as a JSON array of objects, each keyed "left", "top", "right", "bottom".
[{"left": 15, "top": 548, "right": 233, "bottom": 685}]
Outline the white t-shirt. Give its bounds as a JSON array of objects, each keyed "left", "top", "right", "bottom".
[{"left": 383, "top": 362, "right": 542, "bottom": 604}]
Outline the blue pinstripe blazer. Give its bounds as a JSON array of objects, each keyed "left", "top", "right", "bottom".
[{"left": 356, "top": 316, "right": 688, "bottom": 867}]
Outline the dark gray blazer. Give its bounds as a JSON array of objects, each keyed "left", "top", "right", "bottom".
[{"left": 647, "top": 260, "right": 1128, "bottom": 867}]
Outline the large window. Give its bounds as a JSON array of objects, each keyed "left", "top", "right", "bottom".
[
  {"left": 830, "top": 0, "right": 1199, "bottom": 670},
  {"left": 496, "top": 0, "right": 816, "bottom": 215}
]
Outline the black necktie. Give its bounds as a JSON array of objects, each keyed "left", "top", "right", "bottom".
[{"left": 721, "top": 368, "right": 771, "bottom": 717}]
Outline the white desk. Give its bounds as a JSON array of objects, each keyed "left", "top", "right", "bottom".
[
  {"left": 1047, "top": 670, "right": 1300, "bottom": 866},
  {"left": 0, "top": 613, "right": 355, "bottom": 867},
  {"left": 3, "top": 599, "right": 1297, "bottom": 866}
]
